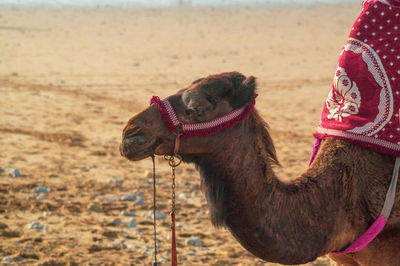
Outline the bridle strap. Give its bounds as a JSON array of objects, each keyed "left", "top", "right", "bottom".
[
  {"left": 150, "top": 94, "right": 257, "bottom": 139},
  {"left": 174, "top": 134, "right": 181, "bottom": 155}
]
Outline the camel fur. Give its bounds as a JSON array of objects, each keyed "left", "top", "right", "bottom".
[{"left": 120, "top": 72, "right": 400, "bottom": 266}]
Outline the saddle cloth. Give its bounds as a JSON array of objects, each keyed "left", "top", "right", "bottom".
[{"left": 314, "top": 0, "right": 400, "bottom": 157}]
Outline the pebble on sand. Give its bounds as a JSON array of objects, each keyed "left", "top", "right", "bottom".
[
  {"left": 133, "top": 195, "right": 144, "bottom": 206},
  {"left": 2, "top": 256, "right": 13, "bottom": 263},
  {"left": 28, "top": 221, "right": 47, "bottom": 231},
  {"left": 185, "top": 237, "right": 203, "bottom": 248},
  {"left": 121, "top": 211, "right": 135, "bottom": 217},
  {"left": 32, "top": 187, "right": 51, "bottom": 194},
  {"left": 120, "top": 194, "right": 144, "bottom": 205},
  {"left": 120, "top": 194, "right": 136, "bottom": 201},
  {"left": 145, "top": 210, "right": 166, "bottom": 220},
  {"left": 88, "top": 202, "right": 104, "bottom": 213},
  {"left": 106, "top": 218, "right": 122, "bottom": 227},
  {"left": 8, "top": 168, "right": 20, "bottom": 177},
  {"left": 127, "top": 218, "right": 136, "bottom": 228},
  {"left": 108, "top": 179, "right": 124, "bottom": 184}
]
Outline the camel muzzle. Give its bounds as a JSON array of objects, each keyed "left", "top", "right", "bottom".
[{"left": 120, "top": 125, "right": 158, "bottom": 160}]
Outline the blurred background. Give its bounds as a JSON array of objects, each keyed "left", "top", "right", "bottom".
[
  {"left": 0, "top": 0, "right": 361, "bottom": 265},
  {"left": 1, "top": 0, "right": 361, "bottom": 8}
]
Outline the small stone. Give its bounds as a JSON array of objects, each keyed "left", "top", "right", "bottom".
[
  {"left": 145, "top": 211, "right": 166, "bottom": 220},
  {"left": 120, "top": 194, "right": 144, "bottom": 206},
  {"left": 36, "top": 196, "right": 46, "bottom": 200},
  {"left": 0, "top": 168, "right": 4, "bottom": 174},
  {"left": 141, "top": 245, "right": 150, "bottom": 254},
  {"left": 108, "top": 179, "right": 124, "bottom": 184},
  {"left": 106, "top": 218, "right": 122, "bottom": 227},
  {"left": 158, "top": 258, "right": 168, "bottom": 264},
  {"left": 185, "top": 237, "right": 203, "bottom": 247},
  {"left": 178, "top": 193, "right": 189, "bottom": 199},
  {"left": 191, "top": 184, "right": 200, "bottom": 190},
  {"left": 24, "top": 244, "right": 34, "bottom": 249},
  {"left": 102, "top": 230, "right": 118, "bottom": 239},
  {"left": 99, "top": 196, "right": 108, "bottom": 201},
  {"left": 28, "top": 222, "right": 44, "bottom": 230},
  {"left": 133, "top": 195, "right": 144, "bottom": 206},
  {"left": 126, "top": 218, "right": 136, "bottom": 228},
  {"left": 3, "top": 256, "right": 13, "bottom": 263},
  {"left": 32, "top": 187, "right": 51, "bottom": 194},
  {"left": 88, "top": 202, "right": 104, "bottom": 213},
  {"left": 8, "top": 168, "right": 20, "bottom": 177},
  {"left": 108, "top": 242, "right": 124, "bottom": 249},
  {"left": 120, "top": 195, "right": 136, "bottom": 201},
  {"left": 121, "top": 211, "right": 135, "bottom": 217}
]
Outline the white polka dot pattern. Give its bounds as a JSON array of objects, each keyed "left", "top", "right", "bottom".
[{"left": 315, "top": 0, "right": 400, "bottom": 156}]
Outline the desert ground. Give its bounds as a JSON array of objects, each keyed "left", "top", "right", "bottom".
[{"left": 0, "top": 3, "right": 362, "bottom": 265}]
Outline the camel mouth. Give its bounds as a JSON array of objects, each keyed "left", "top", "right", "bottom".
[{"left": 120, "top": 127, "right": 160, "bottom": 161}]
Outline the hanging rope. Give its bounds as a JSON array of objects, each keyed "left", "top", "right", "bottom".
[{"left": 152, "top": 154, "right": 158, "bottom": 266}]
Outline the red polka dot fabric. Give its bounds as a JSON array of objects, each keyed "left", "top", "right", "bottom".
[{"left": 315, "top": 0, "right": 400, "bottom": 156}]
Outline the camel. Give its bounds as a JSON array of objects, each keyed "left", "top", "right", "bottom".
[{"left": 120, "top": 72, "right": 400, "bottom": 265}]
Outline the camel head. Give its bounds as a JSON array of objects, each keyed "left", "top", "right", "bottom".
[{"left": 120, "top": 71, "right": 256, "bottom": 161}]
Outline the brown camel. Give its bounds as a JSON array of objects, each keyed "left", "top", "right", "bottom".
[{"left": 120, "top": 72, "right": 400, "bottom": 266}]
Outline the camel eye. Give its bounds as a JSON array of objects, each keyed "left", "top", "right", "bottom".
[
  {"left": 206, "top": 96, "right": 217, "bottom": 107},
  {"left": 185, "top": 107, "right": 204, "bottom": 118},
  {"left": 185, "top": 109, "right": 194, "bottom": 116}
]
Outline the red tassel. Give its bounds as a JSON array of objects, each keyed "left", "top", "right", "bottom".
[{"left": 171, "top": 212, "right": 178, "bottom": 266}]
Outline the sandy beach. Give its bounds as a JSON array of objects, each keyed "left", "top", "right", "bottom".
[{"left": 0, "top": 3, "right": 362, "bottom": 265}]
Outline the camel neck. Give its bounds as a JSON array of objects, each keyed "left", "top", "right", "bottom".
[{"left": 182, "top": 113, "right": 347, "bottom": 264}]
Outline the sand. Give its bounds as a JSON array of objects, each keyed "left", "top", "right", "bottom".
[{"left": 0, "top": 3, "right": 362, "bottom": 265}]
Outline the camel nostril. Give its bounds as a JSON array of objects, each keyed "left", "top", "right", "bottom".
[
  {"left": 125, "top": 135, "right": 146, "bottom": 145},
  {"left": 124, "top": 127, "right": 142, "bottom": 138}
]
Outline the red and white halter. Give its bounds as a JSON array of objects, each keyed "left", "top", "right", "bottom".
[{"left": 150, "top": 95, "right": 257, "bottom": 139}]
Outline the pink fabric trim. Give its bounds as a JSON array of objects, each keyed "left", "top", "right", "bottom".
[
  {"left": 150, "top": 95, "right": 257, "bottom": 139},
  {"left": 308, "top": 138, "right": 321, "bottom": 166},
  {"left": 315, "top": 127, "right": 400, "bottom": 157},
  {"left": 331, "top": 215, "right": 387, "bottom": 254}
]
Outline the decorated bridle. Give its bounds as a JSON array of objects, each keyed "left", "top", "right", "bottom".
[
  {"left": 150, "top": 94, "right": 257, "bottom": 140},
  {"left": 149, "top": 94, "right": 257, "bottom": 266}
]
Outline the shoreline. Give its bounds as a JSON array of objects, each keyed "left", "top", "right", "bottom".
[{"left": 0, "top": 1, "right": 361, "bottom": 9}]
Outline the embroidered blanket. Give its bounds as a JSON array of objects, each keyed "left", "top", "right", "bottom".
[{"left": 314, "top": 0, "right": 400, "bottom": 157}]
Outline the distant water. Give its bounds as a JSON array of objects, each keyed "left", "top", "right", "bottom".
[{"left": 0, "top": 0, "right": 362, "bottom": 8}]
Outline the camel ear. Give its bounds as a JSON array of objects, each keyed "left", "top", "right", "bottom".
[{"left": 232, "top": 76, "right": 256, "bottom": 109}]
